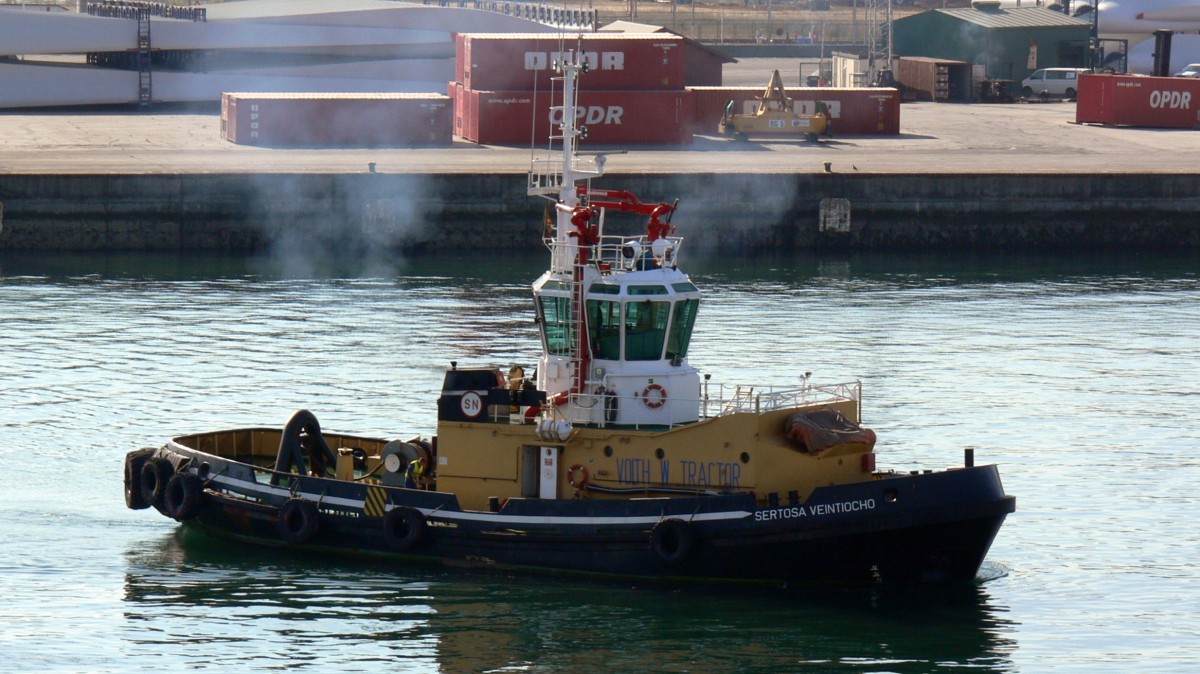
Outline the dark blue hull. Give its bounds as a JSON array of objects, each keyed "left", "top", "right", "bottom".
[{"left": 137, "top": 443, "right": 1014, "bottom": 586}]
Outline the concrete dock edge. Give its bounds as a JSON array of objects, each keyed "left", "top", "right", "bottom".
[
  {"left": 4, "top": 170, "right": 1195, "bottom": 251},
  {"left": 1, "top": 172, "right": 1198, "bottom": 252}
]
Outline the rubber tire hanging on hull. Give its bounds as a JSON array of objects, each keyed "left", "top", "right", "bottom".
[
  {"left": 650, "top": 518, "right": 695, "bottom": 565},
  {"left": 382, "top": 507, "right": 426, "bottom": 552},
  {"left": 277, "top": 498, "right": 320, "bottom": 545},
  {"left": 139, "top": 457, "right": 174, "bottom": 513},
  {"left": 164, "top": 473, "right": 203, "bottom": 521},
  {"left": 124, "top": 448, "right": 156, "bottom": 510}
]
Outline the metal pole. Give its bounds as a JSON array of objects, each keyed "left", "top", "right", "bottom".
[
  {"left": 767, "top": 0, "right": 772, "bottom": 43},
  {"left": 887, "top": 0, "right": 893, "bottom": 72}
]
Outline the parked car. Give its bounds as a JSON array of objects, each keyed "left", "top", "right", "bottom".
[
  {"left": 1020, "top": 68, "right": 1089, "bottom": 99},
  {"left": 1175, "top": 63, "right": 1200, "bottom": 77}
]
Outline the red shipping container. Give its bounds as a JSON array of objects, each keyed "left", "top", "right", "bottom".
[
  {"left": 465, "top": 84, "right": 478, "bottom": 141},
  {"left": 221, "top": 94, "right": 235, "bottom": 139},
  {"left": 458, "top": 33, "right": 687, "bottom": 92},
  {"left": 457, "top": 87, "right": 693, "bottom": 146},
  {"left": 686, "top": 86, "right": 900, "bottom": 136},
  {"left": 221, "top": 93, "right": 452, "bottom": 147},
  {"left": 1076, "top": 73, "right": 1200, "bottom": 128},
  {"left": 450, "top": 81, "right": 463, "bottom": 136},
  {"left": 455, "top": 33, "right": 465, "bottom": 89}
]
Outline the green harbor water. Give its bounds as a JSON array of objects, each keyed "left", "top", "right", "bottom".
[{"left": 1, "top": 250, "right": 1197, "bottom": 673}]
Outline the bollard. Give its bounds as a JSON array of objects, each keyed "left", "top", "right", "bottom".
[{"left": 964, "top": 447, "right": 975, "bottom": 468}]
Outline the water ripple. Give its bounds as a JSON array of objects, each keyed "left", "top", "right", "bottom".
[{"left": 2, "top": 252, "right": 1198, "bottom": 673}]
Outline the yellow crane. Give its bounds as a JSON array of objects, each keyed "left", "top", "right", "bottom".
[{"left": 718, "top": 69, "right": 831, "bottom": 142}]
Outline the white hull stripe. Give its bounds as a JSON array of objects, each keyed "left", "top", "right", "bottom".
[{"left": 205, "top": 472, "right": 752, "bottom": 527}]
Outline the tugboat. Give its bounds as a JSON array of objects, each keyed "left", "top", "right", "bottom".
[{"left": 125, "top": 51, "right": 1015, "bottom": 586}]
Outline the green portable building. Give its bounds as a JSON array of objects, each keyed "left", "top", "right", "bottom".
[{"left": 892, "top": 6, "right": 1090, "bottom": 84}]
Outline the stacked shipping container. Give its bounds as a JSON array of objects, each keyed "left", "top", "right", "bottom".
[
  {"left": 460, "top": 33, "right": 688, "bottom": 91},
  {"left": 454, "top": 33, "right": 695, "bottom": 145},
  {"left": 452, "top": 85, "right": 693, "bottom": 145},
  {"left": 453, "top": 32, "right": 902, "bottom": 145},
  {"left": 221, "top": 93, "right": 453, "bottom": 147}
]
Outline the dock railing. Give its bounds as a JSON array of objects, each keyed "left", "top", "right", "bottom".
[
  {"left": 420, "top": 0, "right": 597, "bottom": 31},
  {"left": 86, "top": 0, "right": 206, "bottom": 21}
]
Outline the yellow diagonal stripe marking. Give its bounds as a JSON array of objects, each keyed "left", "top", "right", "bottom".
[{"left": 364, "top": 486, "right": 388, "bottom": 518}]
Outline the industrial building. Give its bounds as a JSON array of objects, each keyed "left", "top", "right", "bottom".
[{"left": 892, "top": 5, "right": 1091, "bottom": 85}]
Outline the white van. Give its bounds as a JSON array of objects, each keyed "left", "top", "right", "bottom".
[{"left": 1020, "top": 68, "right": 1088, "bottom": 99}]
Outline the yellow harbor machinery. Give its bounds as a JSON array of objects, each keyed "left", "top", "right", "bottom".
[{"left": 718, "top": 69, "right": 831, "bottom": 142}]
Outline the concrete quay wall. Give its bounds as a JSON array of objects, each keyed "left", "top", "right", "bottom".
[{"left": 1, "top": 172, "right": 1197, "bottom": 252}]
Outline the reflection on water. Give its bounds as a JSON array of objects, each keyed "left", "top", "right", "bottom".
[
  {"left": 3, "top": 249, "right": 1199, "bottom": 285},
  {"left": 122, "top": 532, "right": 1016, "bottom": 674},
  {"left": 4, "top": 250, "right": 1199, "bottom": 673}
]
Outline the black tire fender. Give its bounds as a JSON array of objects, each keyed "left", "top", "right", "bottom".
[
  {"left": 650, "top": 518, "right": 695, "bottom": 565},
  {"left": 164, "top": 473, "right": 204, "bottom": 521},
  {"left": 124, "top": 448, "right": 155, "bottom": 510},
  {"left": 140, "top": 457, "right": 174, "bottom": 512},
  {"left": 277, "top": 498, "right": 320, "bottom": 545},
  {"left": 383, "top": 507, "right": 426, "bottom": 552}
]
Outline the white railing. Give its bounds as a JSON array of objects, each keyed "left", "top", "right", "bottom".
[
  {"left": 708, "top": 381, "right": 862, "bottom": 419},
  {"left": 528, "top": 154, "right": 605, "bottom": 197},
  {"left": 527, "top": 380, "right": 862, "bottom": 432},
  {"left": 527, "top": 156, "right": 564, "bottom": 197},
  {"left": 541, "top": 234, "right": 685, "bottom": 273},
  {"left": 595, "top": 234, "right": 683, "bottom": 272}
]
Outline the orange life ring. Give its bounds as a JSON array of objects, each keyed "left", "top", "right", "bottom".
[
  {"left": 642, "top": 383, "right": 668, "bottom": 409},
  {"left": 567, "top": 464, "right": 590, "bottom": 490}
]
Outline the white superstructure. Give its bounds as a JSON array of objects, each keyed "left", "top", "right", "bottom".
[{"left": 527, "top": 50, "right": 700, "bottom": 429}]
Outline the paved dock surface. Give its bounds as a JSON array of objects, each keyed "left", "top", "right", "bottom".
[{"left": 1, "top": 59, "right": 1196, "bottom": 176}]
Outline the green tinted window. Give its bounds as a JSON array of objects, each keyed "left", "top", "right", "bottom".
[
  {"left": 667, "top": 298, "right": 699, "bottom": 360},
  {"left": 587, "top": 300, "right": 622, "bottom": 360},
  {"left": 590, "top": 284, "right": 620, "bottom": 295},
  {"left": 539, "top": 295, "right": 572, "bottom": 356},
  {"left": 628, "top": 285, "right": 668, "bottom": 296},
  {"left": 625, "top": 300, "right": 670, "bottom": 361},
  {"left": 672, "top": 282, "right": 698, "bottom": 293}
]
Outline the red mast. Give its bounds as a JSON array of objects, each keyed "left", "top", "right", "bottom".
[{"left": 567, "top": 206, "right": 599, "bottom": 396}]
